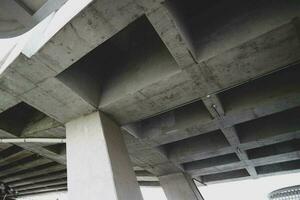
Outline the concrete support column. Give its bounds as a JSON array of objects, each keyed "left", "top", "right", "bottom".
[
  {"left": 66, "top": 111, "right": 143, "bottom": 200},
  {"left": 159, "top": 172, "right": 204, "bottom": 200}
]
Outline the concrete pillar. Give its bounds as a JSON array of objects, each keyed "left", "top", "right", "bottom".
[
  {"left": 159, "top": 172, "right": 204, "bottom": 200},
  {"left": 66, "top": 111, "right": 143, "bottom": 200}
]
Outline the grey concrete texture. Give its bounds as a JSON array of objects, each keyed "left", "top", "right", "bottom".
[
  {"left": 66, "top": 111, "right": 143, "bottom": 200},
  {"left": 0, "top": 0, "right": 299, "bottom": 197},
  {"left": 159, "top": 172, "right": 204, "bottom": 200}
]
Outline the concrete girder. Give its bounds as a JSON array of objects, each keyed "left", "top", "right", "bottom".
[
  {"left": 8, "top": 171, "right": 67, "bottom": 187},
  {"left": 2, "top": 164, "right": 65, "bottom": 183},
  {"left": 186, "top": 151, "right": 300, "bottom": 177},
  {"left": 101, "top": 21, "right": 300, "bottom": 124},
  {"left": 0, "top": 0, "right": 300, "bottom": 192},
  {"left": 202, "top": 94, "right": 257, "bottom": 178},
  {"left": 0, "top": 128, "right": 66, "bottom": 165},
  {"left": 165, "top": 0, "right": 300, "bottom": 61},
  {"left": 5, "top": 6, "right": 298, "bottom": 126},
  {"left": 124, "top": 61, "right": 300, "bottom": 147},
  {"left": 168, "top": 130, "right": 300, "bottom": 164},
  {"left": 159, "top": 172, "right": 204, "bottom": 200},
  {"left": 147, "top": 5, "right": 195, "bottom": 68},
  {"left": 0, "top": 159, "right": 52, "bottom": 180},
  {"left": 14, "top": 185, "right": 67, "bottom": 197},
  {"left": 0, "top": 148, "right": 33, "bottom": 167},
  {"left": 15, "top": 179, "right": 67, "bottom": 192}
]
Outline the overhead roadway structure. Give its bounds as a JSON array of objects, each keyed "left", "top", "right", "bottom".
[{"left": 0, "top": 0, "right": 299, "bottom": 199}]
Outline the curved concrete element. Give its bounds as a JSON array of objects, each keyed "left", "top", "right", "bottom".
[
  {"left": 0, "top": 0, "right": 67, "bottom": 39},
  {"left": 0, "top": 0, "right": 37, "bottom": 38}
]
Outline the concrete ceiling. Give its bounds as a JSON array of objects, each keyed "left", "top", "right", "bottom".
[
  {"left": 18, "top": 0, "right": 47, "bottom": 13},
  {"left": 0, "top": 0, "right": 300, "bottom": 198}
]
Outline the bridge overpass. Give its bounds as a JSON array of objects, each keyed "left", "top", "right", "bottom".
[{"left": 0, "top": 0, "right": 300, "bottom": 199}]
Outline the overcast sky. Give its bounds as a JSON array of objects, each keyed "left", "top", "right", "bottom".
[{"left": 19, "top": 172, "right": 300, "bottom": 200}]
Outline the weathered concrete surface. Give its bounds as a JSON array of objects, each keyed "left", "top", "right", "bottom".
[
  {"left": 66, "top": 112, "right": 143, "bottom": 200},
  {"left": 0, "top": 0, "right": 300, "bottom": 197},
  {"left": 166, "top": 0, "right": 300, "bottom": 60},
  {"left": 159, "top": 172, "right": 204, "bottom": 200},
  {"left": 100, "top": 22, "right": 300, "bottom": 124}
]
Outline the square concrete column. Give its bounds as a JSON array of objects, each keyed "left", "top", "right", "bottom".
[
  {"left": 66, "top": 111, "right": 143, "bottom": 200},
  {"left": 159, "top": 172, "right": 204, "bottom": 200}
]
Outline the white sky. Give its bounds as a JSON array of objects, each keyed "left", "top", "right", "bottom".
[
  {"left": 19, "top": 172, "right": 300, "bottom": 200},
  {"left": 200, "top": 172, "right": 300, "bottom": 200}
]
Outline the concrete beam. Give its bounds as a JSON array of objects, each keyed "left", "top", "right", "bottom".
[
  {"left": 147, "top": 5, "right": 195, "bottom": 67},
  {"left": 165, "top": 0, "right": 300, "bottom": 61},
  {"left": 0, "top": 0, "right": 37, "bottom": 38},
  {"left": 0, "top": 0, "right": 299, "bottom": 187},
  {"left": 20, "top": 115, "right": 63, "bottom": 137},
  {"left": 135, "top": 171, "right": 159, "bottom": 182},
  {"left": 0, "top": 118, "right": 66, "bottom": 164},
  {"left": 202, "top": 94, "right": 224, "bottom": 118},
  {"left": 32, "top": 0, "right": 68, "bottom": 21},
  {"left": 138, "top": 181, "right": 160, "bottom": 187},
  {"left": 15, "top": 179, "right": 67, "bottom": 192},
  {"left": 200, "top": 169, "right": 250, "bottom": 184},
  {"left": 220, "top": 126, "right": 257, "bottom": 178},
  {"left": 101, "top": 21, "right": 300, "bottom": 124},
  {"left": 0, "top": 148, "right": 33, "bottom": 167},
  {"left": 168, "top": 128, "right": 300, "bottom": 165},
  {"left": 159, "top": 172, "right": 204, "bottom": 200},
  {"left": 22, "top": 77, "right": 95, "bottom": 124},
  {"left": 124, "top": 130, "right": 181, "bottom": 177},
  {"left": 202, "top": 94, "right": 257, "bottom": 177},
  {"left": 15, "top": 144, "right": 66, "bottom": 165},
  {"left": 0, "top": 156, "right": 52, "bottom": 178},
  {"left": 201, "top": 92, "right": 296, "bottom": 178},
  {"left": 2, "top": 163, "right": 65, "bottom": 183},
  {"left": 15, "top": 184, "right": 67, "bottom": 196},
  {"left": 186, "top": 151, "right": 300, "bottom": 177},
  {"left": 0, "top": 89, "right": 20, "bottom": 112},
  {"left": 252, "top": 151, "right": 300, "bottom": 167},
  {"left": 128, "top": 68, "right": 300, "bottom": 147},
  {"left": 15, "top": 189, "right": 67, "bottom": 197},
  {"left": 8, "top": 171, "right": 67, "bottom": 187}
]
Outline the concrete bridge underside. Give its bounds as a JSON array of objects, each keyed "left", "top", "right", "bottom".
[{"left": 0, "top": 0, "right": 300, "bottom": 199}]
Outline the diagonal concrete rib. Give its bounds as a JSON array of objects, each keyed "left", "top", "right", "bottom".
[
  {"left": 0, "top": 157, "right": 52, "bottom": 178},
  {"left": 8, "top": 171, "right": 67, "bottom": 187},
  {"left": 0, "top": 129, "right": 66, "bottom": 165},
  {"left": 15, "top": 179, "right": 67, "bottom": 192},
  {"left": 2, "top": 164, "right": 66, "bottom": 183}
]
